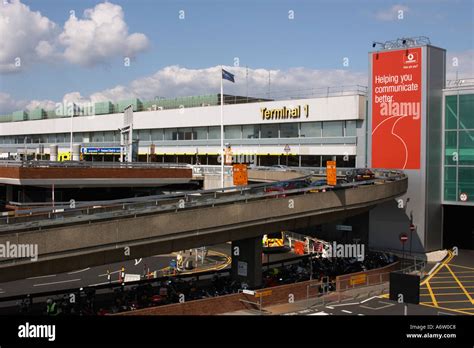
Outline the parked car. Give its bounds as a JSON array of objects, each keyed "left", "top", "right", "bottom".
[
  {"left": 264, "top": 180, "right": 309, "bottom": 197},
  {"left": 346, "top": 168, "right": 375, "bottom": 182}
]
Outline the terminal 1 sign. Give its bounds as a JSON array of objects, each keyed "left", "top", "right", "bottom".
[{"left": 371, "top": 48, "right": 422, "bottom": 170}]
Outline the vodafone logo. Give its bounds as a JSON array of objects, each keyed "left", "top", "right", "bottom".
[{"left": 404, "top": 52, "right": 418, "bottom": 64}]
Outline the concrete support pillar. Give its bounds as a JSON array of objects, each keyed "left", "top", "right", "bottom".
[{"left": 231, "top": 236, "right": 262, "bottom": 289}]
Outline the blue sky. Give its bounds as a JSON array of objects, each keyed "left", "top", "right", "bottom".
[{"left": 0, "top": 0, "right": 473, "bottom": 113}]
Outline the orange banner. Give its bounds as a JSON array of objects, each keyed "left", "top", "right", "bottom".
[
  {"left": 326, "top": 161, "right": 337, "bottom": 186},
  {"left": 371, "top": 48, "right": 422, "bottom": 169},
  {"left": 233, "top": 164, "right": 248, "bottom": 186}
]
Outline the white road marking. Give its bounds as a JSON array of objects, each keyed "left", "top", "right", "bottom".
[
  {"left": 134, "top": 258, "right": 142, "bottom": 266},
  {"left": 34, "top": 278, "right": 81, "bottom": 287},
  {"left": 325, "top": 306, "right": 334, "bottom": 309},
  {"left": 309, "top": 311, "right": 330, "bottom": 316},
  {"left": 358, "top": 313, "right": 364, "bottom": 316},
  {"left": 67, "top": 268, "right": 90, "bottom": 275},
  {"left": 88, "top": 280, "right": 120, "bottom": 287},
  {"left": 360, "top": 296, "right": 378, "bottom": 304},
  {"left": 341, "top": 310, "right": 352, "bottom": 314},
  {"left": 327, "top": 302, "right": 360, "bottom": 307},
  {"left": 98, "top": 270, "right": 120, "bottom": 277},
  {"left": 27, "top": 274, "right": 56, "bottom": 280}
]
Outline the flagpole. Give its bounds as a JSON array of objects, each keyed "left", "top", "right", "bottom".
[{"left": 220, "top": 66, "right": 224, "bottom": 189}]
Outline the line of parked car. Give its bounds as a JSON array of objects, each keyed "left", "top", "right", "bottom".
[{"left": 264, "top": 169, "right": 376, "bottom": 197}]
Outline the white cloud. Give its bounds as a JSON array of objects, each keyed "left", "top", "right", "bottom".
[
  {"left": 58, "top": 2, "right": 149, "bottom": 66},
  {"left": 0, "top": 65, "right": 367, "bottom": 113},
  {"left": 0, "top": 1, "right": 149, "bottom": 72},
  {"left": 446, "top": 50, "right": 474, "bottom": 80},
  {"left": 0, "top": 92, "right": 27, "bottom": 113},
  {"left": 0, "top": 0, "right": 57, "bottom": 73},
  {"left": 374, "top": 4, "right": 409, "bottom": 21}
]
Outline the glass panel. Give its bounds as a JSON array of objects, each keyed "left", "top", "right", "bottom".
[
  {"left": 444, "top": 131, "right": 457, "bottom": 165},
  {"left": 225, "top": 125, "right": 241, "bottom": 139},
  {"left": 300, "top": 122, "right": 321, "bottom": 137},
  {"left": 73, "top": 133, "right": 83, "bottom": 143},
  {"left": 208, "top": 126, "right": 220, "bottom": 139},
  {"left": 336, "top": 155, "right": 355, "bottom": 167},
  {"left": 91, "top": 132, "right": 103, "bottom": 142},
  {"left": 56, "top": 133, "right": 65, "bottom": 143},
  {"left": 280, "top": 123, "right": 299, "bottom": 138},
  {"left": 300, "top": 155, "right": 321, "bottom": 167},
  {"left": 459, "top": 130, "right": 474, "bottom": 165},
  {"left": 322, "top": 155, "right": 335, "bottom": 166},
  {"left": 151, "top": 129, "right": 163, "bottom": 141},
  {"left": 193, "top": 127, "right": 207, "bottom": 140},
  {"left": 178, "top": 128, "right": 193, "bottom": 140},
  {"left": 138, "top": 130, "right": 150, "bottom": 141},
  {"left": 242, "top": 125, "right": 259, "bottom": 139},
  {"left": 444, "top": 166, "right": 457, "bottom": 201},
  {"left": 345, "top": 120, "right": 357, "bottom": 136},
  {"left": 445, "top": 95, "right": 458, "bottom": 130},
  {"left": 261, "top": 124, "right": 279, "bottom": 138},
  {"left": 458, "top": 167, "right": 474, "bottom": 199},
  {"left": 322, "top": 121, "right": 343, "bottom": 137},
  {"left": 459, "top": 94, "right": 474, "bottom": 129},
  {"left": 164, "top": 128, "right": 177, "bottom": 140}
]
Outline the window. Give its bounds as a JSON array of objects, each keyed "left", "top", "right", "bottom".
[
  {"left": 242, "top": 125, "right": 259, "bottom": 139},
  {"left": 459, "top": 130, "right": 474, "bottom": 165},
  {"left": 345, "top": 120, "right": 357, "bottom": 136},
  {"left": 178, "top": 128, "right": 193, "bottom": 140},
  {"left": 193, "top": 127, "right": 207, "bottom": 140},
  {"left": 261, "top": 124, "right": 278, "bottom": 138},
  {"left": 301, "top": 155, "right": 321, "bottom": 167},
  {"left": 164, "top": 128, "right": 177, "bottom": 140},
  {"left": 151, "top": 129, "right": 163, "bottom": 141},
  {"left": 444, "top": 167, "right": 457, "bottom": 201},
  {"left": 280, "top": 123, "right": 299, "bottom": 138},
  {"left": 91, "top": 132, "right": 103, "bottom": 142},
  {"left": 458, "top": 167, "right": 474, "bottom": 198},
  {"left": 445, "top": 95, "right": 458, "bottom": 130},
  {"left": 459, "top": 94, "right": 474, "bottom": 129},
  {"left": 444, "top": 131, "right": 457, "bottom": 165},
  {"left": 225, "top": 125, "right": 241, "bottom": 139},
  {"left": 138, "top": 130, "right": 150, "bottom": 141},
  {"left": 300, "top": 122, "right": 321, "bottom": 137},
  {"left": 208, "top": 126, "right": 220, "bottom": 139},
  {"left": 74, "top": 133, "right": 83, "bottom": 143},
  {"left": 322, "top": 121, "right": 343, "bottom": 137},
  {"left": 321, "top": 155, "right": 335, "bottom": 166}
]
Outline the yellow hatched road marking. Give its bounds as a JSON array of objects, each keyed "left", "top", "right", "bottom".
[
  {"left": 445, "top": 264, "right": 474, "bottom": 304},
  {"left": 420, "top": 302, "right": 474, "bottom": 315},
  {"left": 421, "top": 292, "right": 473, "bottom": 296},
  {"left": 449, "top": 264, "right": 474, "bottom": 271}
]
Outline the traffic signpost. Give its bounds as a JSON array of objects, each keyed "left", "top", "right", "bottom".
[
  {"left": 399, "top": 233, "right": 408, "bottom": 268},
  {"left": 284, "top": 144, "right": 290, "bottom": 165}
]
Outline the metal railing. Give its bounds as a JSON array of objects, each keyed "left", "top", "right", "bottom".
[
  {"left": 0, "top": 159, "right": 191, "bottom": 169},
  {"left": 0, "top": 169, "right": 406, "bottom": 232}
]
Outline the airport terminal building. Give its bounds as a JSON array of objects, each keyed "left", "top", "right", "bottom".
[{"left": 0, "top": 88, "right": 368, "bottom": 168}]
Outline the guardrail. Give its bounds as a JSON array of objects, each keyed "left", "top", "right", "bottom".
[
  {"left": 0, "top": 169, "right": 406, "bottom": 232},
  {"left": 0, "top": 159, "right": 191, "bottom": 169}
]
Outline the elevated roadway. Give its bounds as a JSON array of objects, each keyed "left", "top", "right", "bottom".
[{"left": 0, "top": 169, "right": 407, "bottom": 281}]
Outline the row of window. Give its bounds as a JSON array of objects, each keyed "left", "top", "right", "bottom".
[
  {"left": 79, "top": 154, "right": 357, "bottom": 168},
  {"left": 0, "top": 121, "right": 358, "bottom": 144}
]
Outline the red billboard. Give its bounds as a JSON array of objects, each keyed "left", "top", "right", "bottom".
[{"left": 371, "top": 48, "right": 422, "bottom": 170}]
